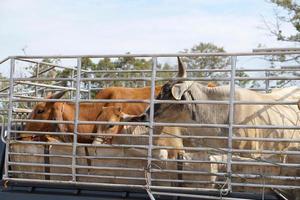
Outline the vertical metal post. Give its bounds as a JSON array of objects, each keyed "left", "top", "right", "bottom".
[
  {"left": 4, "top": 58, "right": 15, "bottom": 178},
  {"left": 72, "top": 57, "right": 81, "bottom": 182},
  {"left": 227, "top": 56, "right": 236, "bottom": 192},
  {"left": 35, "top": 63, "right": 40, "bottom": 98},
  {"left": 265, "top": 71, "right": 270, "bottom": 93},
  {"left": 146, "top": 57, "right": 157, "bottom": 187},
  {"left": 71, "top": 69, "right": 75, "bottom": 99},
  {"left": 88, "top": 69, "right": 92, "bottom": 99}
]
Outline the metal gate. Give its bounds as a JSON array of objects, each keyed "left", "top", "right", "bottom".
[{"left": 0, "top": 49, "right": 300, "bottom": 199}]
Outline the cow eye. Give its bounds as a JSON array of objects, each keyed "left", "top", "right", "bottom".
[
  {"left": 107, "top": 124, "right": 114, "bottom": 129},
  {"left": 37, "top": 109, "right": 44, "bottom": 114}
]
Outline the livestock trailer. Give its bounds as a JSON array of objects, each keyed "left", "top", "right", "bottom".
[{"left": 0, "top": 49, "right": 299, "bottom": 199}]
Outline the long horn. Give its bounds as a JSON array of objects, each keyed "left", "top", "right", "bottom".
[
  {"left": 177, "top": 57, "right": 187, "bottom": 78},
  {"left": 49, "top": 90, "right": 68, "bottom": 99}
]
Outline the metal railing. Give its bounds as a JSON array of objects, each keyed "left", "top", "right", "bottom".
[{"left": 0, "top": 50, "right": 300, "bottom": 199}]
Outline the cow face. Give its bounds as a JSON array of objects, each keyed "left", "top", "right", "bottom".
[
  {"left": 95, "top": 106, "right": 137, "bottom": 144},
  {"left": 22, "top": 91, "right": 67, "bottom": 138},
  {"left": 96, "top": 106, "right": 125, "bottom": 135},
  {"left": 137, "top": 57, "right": 191, "bottom": 122}
]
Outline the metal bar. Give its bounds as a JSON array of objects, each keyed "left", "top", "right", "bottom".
[
  {"left": 265, "top": 71, "right": 270, "bottom": 93},
  {"left": 151, "top": 191, "right": 253, "bottom": 200},
  {"left": 14, "top": 81, "right": 88, "bottom": 92},
  {"left": 12, "top": 98, "right": 74, "bottom": 102},
  {"left": 16, "top": 58, "right": 89, "bottom": 71},
  {"left": 10, "top": 118, "right": 300, "bottom": 130},
  {"left": 10, "top": 97, "right": 300, "bottom": 105},
  {"left": 227, "top": 56, "right": 236, "bottom": 191},
  {"left": 0, "top": 63, "right": 56, "bottom": 93},
  {"left": 13, "top": 77, "right": 75, "bottom": 81},
  {"left": 4, "top": 58, "right": 15, "bottom": 179},
  {"left": 87, "top": 67, "right": 300, "bottom": 73},
  {"left": 72, "top": 57, "right": 81, "bottom": 182},
  {"left": 11, "top": 50, "right": 300, "bottom": 58},
  {"left": 35, "top": 63, "right": 40, "bottom": 97},
  {"left": 81, "top": 77, "right": 151, "bottom": 81},
  {"left": 253, "top": 47, "right": 300, "bottom": 52},
  {"left": 146, "top": 57, "right": 157, "bottom": 187}
]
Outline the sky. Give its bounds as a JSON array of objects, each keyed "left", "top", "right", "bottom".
[{"left": 0, "top": 0, "right": 299, "bottom": 60}]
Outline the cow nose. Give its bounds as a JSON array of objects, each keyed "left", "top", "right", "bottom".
[
  {"left": 129, "top": 113, "right": 149, "bottom": 122},
  {"left": 139, "top": 113, "right": 149, "bottom": 122}
]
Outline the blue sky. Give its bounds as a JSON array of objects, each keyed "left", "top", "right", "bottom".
[{"left": 0, "top": 0, "right": 298, "bottom": 60}]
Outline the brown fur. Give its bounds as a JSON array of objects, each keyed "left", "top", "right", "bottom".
[{"left": 23, "top": 86, "right": 161, "bottom": 143}]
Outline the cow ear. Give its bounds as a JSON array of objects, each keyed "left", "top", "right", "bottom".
[
  {"left": 53, "top": 105, "right": 67, "bottom": 132},
  {"left": 119, "top": 112, "right": 135, "bottom": 121},
  {"left": 48, "top": 90, "right": 68, "bottom": 99},
  {"left": 171, "top": 82, "right": 188, "bottom": 100},
  {"left": 171, "top": 81, "right": 193, "bottom": 100},
  {"left": 120, "top": 112, "right": 147, "bottom": 122},
  {"left": 298, "top": 100, "right": 300, "bottom": 110}
]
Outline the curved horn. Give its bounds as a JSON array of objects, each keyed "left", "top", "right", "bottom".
[
  {"left": 49, "top": 90, "right": 68, "bottom": 99},
  {"left": 177, "top": 57, "right": 187, "bottom": 78}
]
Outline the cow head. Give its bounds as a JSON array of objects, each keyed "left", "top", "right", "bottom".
[
  {"left": 132, "top": 57, "right": 192, "bottom": 123},
  {"left": 22, "top": 91, "right": 68, "bottom": 139},
  {"left": 95, "top": 106, "right": 138, "bottom": 143}
]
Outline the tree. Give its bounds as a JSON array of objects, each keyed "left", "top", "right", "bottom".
[
  {"left": 259, "top": 1, "right": 300, "bottom": 88},
  {"left": 181, "top": 42, "right": 251, "bottom": 87},
  {"left": 267, "top": 0, "right": 300, "bottom": 43}
]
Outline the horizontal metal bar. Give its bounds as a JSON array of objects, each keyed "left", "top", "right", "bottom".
[
  {"left": 11, "top": 51, "right": 300, "bottom": 59},
  {"left": 16, "top": 58, "right": 84, "bottom": 71},
  {"left": 12, "top": 118, "right": 300, "bottom": 130},
  {"left": 151, "top": 192, "right": 251, "bottom": 200},
  {"left": 7, "top": 151, "right": 300, "bottom": 167},
  {"left": 13, "top": 77, "right": 75, "bottom": 81},
  {"left": 8, "top": 170, "right": 72, "bottom": 177},
  {"left": 12, "top": 98, "right": 74, "bottom": 102},
  {"left": 231, "top": 181, "right": 300, "bottom": 189},
  {"left": 9, "top": 152, "right": 73, "bottom": 158},
  {"left": 13, "top": 95, "right": 41, "bottom": 99},
  {"left": 78, "top": 99, "right": 150, "bottom": 103},
  {"left": 9, "top": 139, "right": 300, "bottom": 156},
  {"left": 10, "top": 140, "right": 73, "bottom": 146},
  {"left": 86, "top": 67, "right": 300, "bottom": 74},
  {"left": 155, "top": 77, "right": 230, "bottom": 81},
  {"left": 81, "top": 77, "right": 150, "bottom": 81},
  {"left": 8, "top": 97, "right": 300, "bottom": 105},
  {"left": 11, "top": 130, "right": 74, "bottom": 136},
  {"left": 14, "top": 81, "right": 88, "bottom": 92},
  {"left": 253, "top": 47, "right": 300, "bottom": 52},
  {"left": 235, "top": 76, "right": 300, "bottom": 80},
  {"left": 12, "top": 119, "right": 75, "bottom": 124},
  {"left": 2, "top": 177, "right": 222, "bottom": 193},
  {"left": 155, "top": 99, "right": 298, "bottom": 105},
  {"left": 233, "top": 124, "right": 300, "bottom": 129}
]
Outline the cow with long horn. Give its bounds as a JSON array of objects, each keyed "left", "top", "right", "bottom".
[{"left": 132, "top": 57, "right": 300, "bottom": 157}]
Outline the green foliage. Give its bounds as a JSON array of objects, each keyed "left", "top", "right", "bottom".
[{"left": 270, "top": 0, "right": 300, "bottom": 42}]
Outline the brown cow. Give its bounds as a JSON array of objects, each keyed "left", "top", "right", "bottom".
[{"left": 23, "top": 86, "right": 161, "bottom": 143}]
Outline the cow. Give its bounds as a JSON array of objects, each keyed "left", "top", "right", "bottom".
[
  {"left": 128, "top": 57, "right": 300, "bottom": 193},
  {"left": 22, "top": 86, "right": 161, "bottom": 143},
  {"left": 133, "top": 57, "right": 300, "bottom": 159},
  {"left": 95, "top": 105, "right": 185, "bottom": 159}
]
